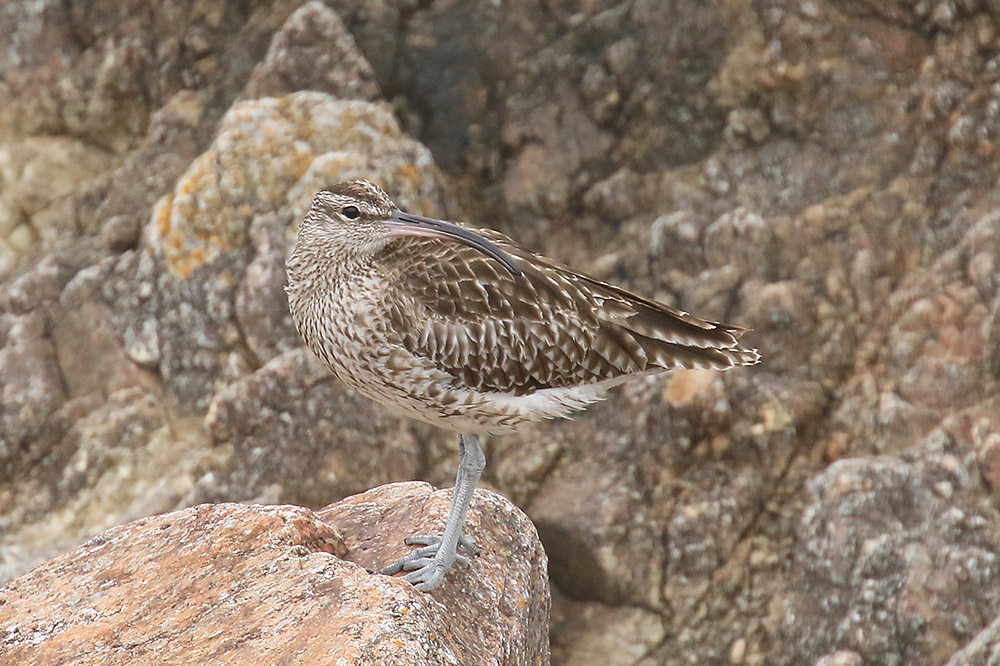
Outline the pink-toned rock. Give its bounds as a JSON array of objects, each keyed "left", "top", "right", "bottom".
[{"left": 0, "top": 483, "right": 550, "bottom": 666}]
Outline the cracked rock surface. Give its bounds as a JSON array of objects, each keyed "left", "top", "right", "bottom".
[{"left": 3, "top": 0, "right": 1000, "bottom": 664}]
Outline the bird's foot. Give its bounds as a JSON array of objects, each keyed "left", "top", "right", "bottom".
[{"left": 378, "top": 534, "right": 479, "bottom": 591}]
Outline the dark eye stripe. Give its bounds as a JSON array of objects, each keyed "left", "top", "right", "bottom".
[{"left": 342, "top": 205, "right": 360, "bottom": 219}]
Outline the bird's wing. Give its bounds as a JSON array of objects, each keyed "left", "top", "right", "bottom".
[{"left": 380, "top": 230, "right": 758, "bottom": 395}]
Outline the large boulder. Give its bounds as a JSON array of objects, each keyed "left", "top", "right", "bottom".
[{"left": 0, "top": 483, "right": 550, "bottom": 666}]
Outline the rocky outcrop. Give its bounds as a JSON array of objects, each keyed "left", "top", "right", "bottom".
[
  {"left": 4, "top": 0, "right": 1000, "bottom": 664},
  {"left": 0, "top": 483, "right": 549, "bottom": 666}
]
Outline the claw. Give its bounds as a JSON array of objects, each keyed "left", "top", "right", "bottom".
[
  {"left": 460, "top": 535, "right": 480, "bottom": 556},
  {"left": 378, "top": 560, "right": 404, "bottom": 576},
  {"left": 377, "top": 531, "right": 479, "bottom": 590},
  {"left": 400, "top": 557, "right": 435, "bottom": 571},
  {"left": 403, "top": 562, "right": 448, "bottom": 590}
]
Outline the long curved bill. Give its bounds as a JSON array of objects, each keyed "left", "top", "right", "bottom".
[{"left": 386, "top": 210, "right": 523, "bottom": 276}]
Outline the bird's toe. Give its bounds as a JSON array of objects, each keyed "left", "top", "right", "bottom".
[{"left": 378, "top": 531, "right": 479, "bottom": 590}]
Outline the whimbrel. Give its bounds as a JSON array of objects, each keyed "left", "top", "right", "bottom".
[{"left": 285, "top": 180, "right": 760, "bottom": 591}]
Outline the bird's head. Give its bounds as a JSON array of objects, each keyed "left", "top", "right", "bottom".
[{"left": 294, "top": 180, "right": 521, "bottom": 276}]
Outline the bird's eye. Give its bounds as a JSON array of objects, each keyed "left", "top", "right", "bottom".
[{"left": 342, "top": 205, "right": 360, "bottom": 220}]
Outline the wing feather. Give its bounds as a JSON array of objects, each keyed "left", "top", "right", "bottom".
[{"left": 379, "top": 227, "right": 757, "bottom": 395}]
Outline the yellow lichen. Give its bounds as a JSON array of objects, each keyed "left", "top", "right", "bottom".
[{"left": 154, "top": 195, "right": 174, "bottom": 237}]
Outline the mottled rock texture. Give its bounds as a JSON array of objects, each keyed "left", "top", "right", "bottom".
[
  {"left": 3, "top": 0, "right": 1000, "bottom": 664},
  {"left": 0, "top": 484, "right": 549, "bottom": 665}
]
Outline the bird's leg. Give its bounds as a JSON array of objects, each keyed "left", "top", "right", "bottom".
[{"left": 378, "top": 433, "right": 485, "bottom": 591}]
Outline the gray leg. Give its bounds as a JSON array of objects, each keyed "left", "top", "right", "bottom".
[{"left": 378, "top": 433, "right": 485, "bottom": 591}]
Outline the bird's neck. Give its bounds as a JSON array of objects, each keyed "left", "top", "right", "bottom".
[{"left": 286, "top": 237, "right": 374, "bottom": 307}]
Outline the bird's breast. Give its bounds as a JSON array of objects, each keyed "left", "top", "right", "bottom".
[{"left": 289, "top": 269, "right": 381, "bottom": 367}]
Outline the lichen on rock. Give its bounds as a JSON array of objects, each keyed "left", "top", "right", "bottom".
[{"left": 148, "top": 92, "right": 440, "bottom": 279}]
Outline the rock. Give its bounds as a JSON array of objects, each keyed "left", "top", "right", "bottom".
[
  {"left": 0, "top": 313, "right": 67, "bottom": 464},
  {"left": 977, "top": 431, "right": 1000, "bottom": 501},
  {"left": 233, "top": 214, "right": 302, "bottom": 365},
  {"left": 122, "top": 89, "right": 445, "bottom": 410},
  {"left": 320, "top": 481, "right": 550, "bottom": 661},
  {"left": 582, "top": 168, "right": 650, "bottom": 223},
  {"left": 200, "top": 349, "right": 419, "bottom": 509},
  {"left": 0, "top": 137, "right": 115, "bottom": 272},
  {"left": 945, "top": 612, "right": 1000, "bottom": 666},
  {"left": 702, "top": 207, "right": 771, "bottom": 275},
  {"left": 0, "top": 484, "right": 550, "bottom": 665},
  {"left": 0, "top": 387, "right": 210, "bottom": 584},
  {"left": 550, "top": 590, "right": 663, "bottom": 666},
  {"left": 242, "top": 1, "right": 380, "bottom": 101},
  {"left": 4, "top": 1, "right": 1000, "bottom": 664},
  {"left": 91, "top": 90, "right": 208, "bottom": 253},
  {"left": 814, "top": 651, "right": 863, "bottom": 666},
  {"left": 778, "top": 457, "right": 1000, "bottom": 665},
  {"left": 0, "top": 0, "right": 300, "bottom": 149},
  {"left": 148, "top": 91, "right": 439, "bottom": 279}
]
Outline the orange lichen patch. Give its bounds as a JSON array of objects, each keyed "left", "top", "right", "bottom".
[
  {"left": 172, "top": 250, "right": 202, "bottom": 280},
  {"left": 154, "top": 195, "right": 174, "bottom": 237},
  {"left": 398, "top": 163, "right": 420, "bottom": 186},
  {"left": 163, "top": 228, "right": 220, "bottom": 278},
  {"left": 161, "top": 223, "right": 242, "bottom": 279},
  {"left": 172, "top": 257, "right": 192, "bottom": 279},
  {"left": 177, "top": 153, "right": 215, "bottom": 198},
  {"left": 166, "top": 231, "right": 185, "bottom": 253},
  {"left": 443, "top": 632, "right": 462, "bottom": 660},
  {"left": 187, "top": 246, "right": 207, "bottom": 267}
]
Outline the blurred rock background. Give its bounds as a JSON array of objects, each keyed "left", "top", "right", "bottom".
[{"left": 2, "top": 0, "right": 1000, "bottom": 664}]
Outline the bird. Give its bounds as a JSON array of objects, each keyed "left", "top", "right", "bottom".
[{"left": 285, "top": 179, "right": 760, "bottom": 592}]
